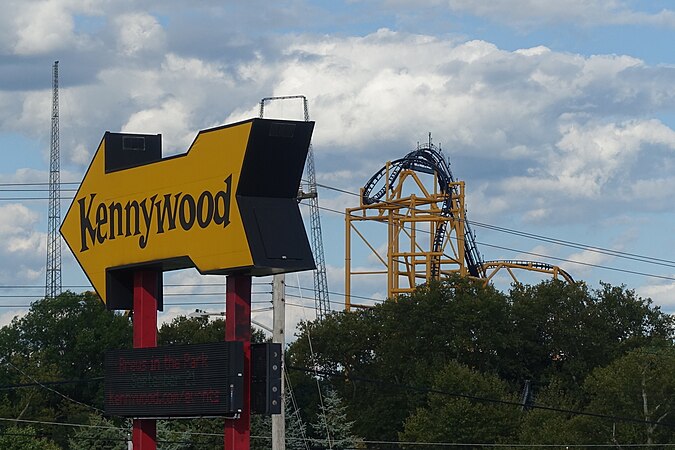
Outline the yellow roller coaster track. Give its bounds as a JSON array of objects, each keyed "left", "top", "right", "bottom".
[{"left": 344, "top": 137, "right": 573, "bottom": 311}]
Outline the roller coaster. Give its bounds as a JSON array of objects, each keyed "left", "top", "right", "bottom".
[{"left": 345, "top": 136, "right": 573, "bottom": 310}]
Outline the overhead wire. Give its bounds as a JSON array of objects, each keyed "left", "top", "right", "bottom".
[
  {"left": 3, "top": 362, "right": 675, "bottom": 444},
  {"left": 0, "top": 178, "right": 671, "bottom": 317},
  {"left": 304, "top": 201, "right": 675, "bottom": 283},
  {"left": 294, "top": 272, "right": 333, "bottom": 448},
  {"left": 5, "top": 178, "right": 675, "bottom": 273},
  {"left": 283, "top": 368, "right": 312, "bottom": 450},
  {"left": 0, "top": 173, "right": 669, "bottom": 445},
  {"left": 2, "top": 360, "right": 103, "bottom": 415},
  {"left": 285, "top": 365, "right": 675, "bottom": 431},
  {"left": 315, "top": 181, "right": 675, "bottom": 268},
  {"left": 2, "top": 178, "right": 674, "bottom": 299}
]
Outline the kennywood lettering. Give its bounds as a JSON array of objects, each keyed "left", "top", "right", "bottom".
[{"left": 78, "top": 175, "right": 232, "bottom": 252}]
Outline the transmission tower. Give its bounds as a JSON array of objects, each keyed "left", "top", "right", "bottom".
[
  {"left": 45, "top": 61, "right": 62, "bottom": 299},
  {"left": 259, "top": 96, "right": 331, "bottom": 318}
]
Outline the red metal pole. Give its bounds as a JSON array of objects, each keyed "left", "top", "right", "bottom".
[
  {"left": 225, "top": 274, "right": 252, "bottom": 450},
  {"left": 132, "top": 270, "right": 159, "bottom": 450}
]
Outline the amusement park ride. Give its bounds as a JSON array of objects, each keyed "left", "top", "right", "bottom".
[{"left": 344, "top": 135, "right": 574, "bottom": 310}]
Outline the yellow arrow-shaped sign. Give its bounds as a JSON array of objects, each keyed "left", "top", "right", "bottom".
[{"left": 61, "top": 118, "right": 315, "bottom": 307}]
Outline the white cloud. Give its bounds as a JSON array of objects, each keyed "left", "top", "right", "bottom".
[
  {"left": 8, "top": 0, "right": 101, "bottom": 55},
  {"left": 0, "top": 203, "right": 46, "bottom": 284},
  {"left": 13, "top": 1, "right": 77, "bottom": 55},
  {"left": 122, "top": 98, "right": 194, "bottom": 155},
  {"left": 433, "top": 0, "right": 675, "bottom": 28},
  {"left": 0, "top": 203, "right": 38, "bottom": 236},
  {"left": 2, "top": 9, "right": 675, "bottom": 312},
  {"left": 6, "top": 27, "right": 674, "bottom": 226},
  {"left": 548, "top": 119, "right": 675, "bottom": 198},
  {"left": 0, "top": 309, "right": 25, "bottom": 328},
  {"left": 638, "top": 279, "right": 675, "bottom": 314},
  {"left": 114, "top": 12, "right": 166, "bottom": 57},
  {"left": 560, "top": 247, "right": 616, "bottom": 278}
]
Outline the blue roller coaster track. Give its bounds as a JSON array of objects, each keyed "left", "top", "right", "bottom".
[{"left": 362, "top": 140, "right": 485, "bottom": 278}]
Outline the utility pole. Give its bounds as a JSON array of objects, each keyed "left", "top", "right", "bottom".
[{"left": 272, "top": 274, "right": 286, "bottom": 450}]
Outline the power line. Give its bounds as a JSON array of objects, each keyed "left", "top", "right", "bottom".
[
  {"left": 314, "top": 182, "right": 675, "bottom": 269},
  {"left": 0, "top": 377, "right": 103, "bottom": 391},
  {"left": 0, "top": 182, "right": 80, "bottom": 186},
  {"left": 4, "top": 178, "right": 675, "bottom": 272},
  {"left": 3, "top": 364, "right": 673, "bottom": 447},
  {"left": 307, "top": 202, "right": 675, "bottom": 283},
  {"left": 2, "top": 359, "right": 102, "bottom": 414},
  {"left": 478, "top": 241, "right": 675, "bottom": 282},
  {"left": 4, "top": 179, "right": 675, "bottom": 285},
  {"left": 0, "top": 188, "right": 78, "bottom": 192},
  {"left": 470, "top": 219, "right": 675, "bottom": 267},
  {"left": 0, "top": 301, "right": 273, "bottom": 309},
  {"left": 286, "top": 365, "right": 675, "bottom": 431},
  {"left": 2, "top": 355, "right": 672, "bottom": 439},
  {"left": 0, "top": 282, "right": 270, "bottom": 289}
]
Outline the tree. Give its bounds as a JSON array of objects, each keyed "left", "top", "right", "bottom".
[
  {"left": 289, "top": 278, "right": 674, "bottom": 443},
  {"left": 0, "top": 291, "right": 131, "bottom": 446},
  {"left": 158, "top": 315, "right": 225, "bottom": 346},
  {"left": 158, "top": 314, "right": 266, "bottom": 345},
  {"left": 0, "top": 425, "right": 60, "bottom": 450},
  {"left": 68, "top": 414, "right": 128, "bottom": 450},
  {"left": 311, "top": 388, "right": 361, "bottom": 449},
  {"left": 517, "top": 376, "right": 595, "bottom": 446},
  {"left": 285, "top": 394, "right": 310, "bottom": 450},
  {"left": 288, "top": 277, "right": 515, "bottom": 441},
  {"left": 518, "top": 347, "right": 675, "bottom": 447},
  {"left": 400, "top": 360, "right": 520, "bottom": 447},
  {"left": 157, "top": 420, "right": 195, "bottom": 450},
  {"left": 582, "top": 347, "right": 675, "bottom": 446},
  {"left": 509, "top": 280, "right": 674, "bottom": 390}
]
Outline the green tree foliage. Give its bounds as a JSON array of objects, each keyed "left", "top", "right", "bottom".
[
  {"left": 68, "top": 414, "right": 128, "bottom": 450},
  {"left": 0, "top": 278, "right": 672, "bottom": 449},
  {"left": 288, "top": 278, "right": 674, "bottom": 443},
  {"left": 400, "top": 360, "right": 519, "bottom": 446},
  {"left": 158, "top": 314, "right": 266, "bottom": 345},
  {"left": 0, "top": 425, "right": 61, "bottom": 450},
  {"left": 518, "top": 347, "right": 675, "bottom": 447},
  {"left": 0, "top": 291, "right": 131, "bottom": 445},
  {"left": 285, "top": 394, "right": 310, "bottom": 450},
  {"left": 158, "top": 315, "right": 225, "bottom": 346},
  {"left": 583, "top": 347, "right": 675, "bottom": 446},
  {"left": 509, "top": 281, "right": 674, "bottom": 390},
  {"left": 0, "top": 292, "right": 268, "bottom": 450},
  {"left": 157, "top": 419, "right": 197, "bottom": 450},
  {"left": 517, "top": 376, "right": 591, "bottom": 445},
  {"left": 311, "top": 388, "right": 361, "bottom": 449},
  {"left": 289, "top": 277, "right": 515, "bottom": 440}
]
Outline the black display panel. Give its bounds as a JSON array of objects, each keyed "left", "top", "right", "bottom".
[
  {"left": 105, "top": 341, "right": 243, "bottom": 417},
  {"left": 104, "top": 132, "right": 162, "bottom": 173}
]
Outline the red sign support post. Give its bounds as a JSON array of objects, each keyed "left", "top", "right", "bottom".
[
  {"left": 225, "top": 274, "right": 252, "bottom": 450},
  {"left": 132, "top": 270, "right": 159, "bottom": 450}
]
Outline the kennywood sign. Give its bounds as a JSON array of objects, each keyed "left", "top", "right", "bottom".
[
  {"left": 76, "top": 175, "right": 233, "bottom": 252},
  {"left": 61, "top": 118, "right": 315, "bottom": 308}
]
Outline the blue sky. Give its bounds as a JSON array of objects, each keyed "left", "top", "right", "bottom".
[{"left": 1, "top": 0, "right": 674, "bottom": 331}]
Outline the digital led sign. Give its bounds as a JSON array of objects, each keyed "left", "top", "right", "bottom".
[{"left": 105, "top": 341, "right": 244, "bottom": 417}]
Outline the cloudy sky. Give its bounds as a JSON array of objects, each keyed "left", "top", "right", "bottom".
[{"left": 1, "top": 0, "right": 674, "bottom": 331}]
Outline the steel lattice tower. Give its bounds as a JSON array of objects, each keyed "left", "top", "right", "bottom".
[
  {"left": 45, "top": 61, "right": 62, "bottom": 299},
  {"left": 259, "top": 96, "right": 330, "bottom": 318}
]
